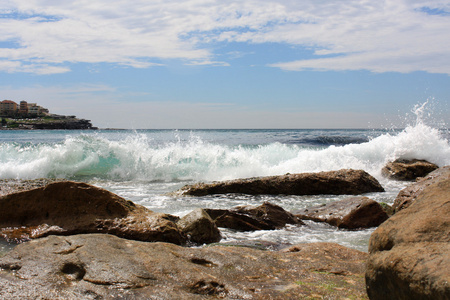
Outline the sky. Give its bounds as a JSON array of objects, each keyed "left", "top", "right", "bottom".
[{"left": 0, "top": 0, "right": 449, "bottom": 129}]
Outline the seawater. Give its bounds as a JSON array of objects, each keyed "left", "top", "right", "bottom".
[{"left": 0, "top": 111, "right": 449, "bottom": 252}]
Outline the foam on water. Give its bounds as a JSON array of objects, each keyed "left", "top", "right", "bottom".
[
  {"left": 0, "top": 116, "right": 448, "bottom": 183},
  {"left": 0, "top": 102, "right": 448, "bottom": 251}
]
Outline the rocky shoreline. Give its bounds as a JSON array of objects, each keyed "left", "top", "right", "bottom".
[
  {"left": 0, "top": 162, "right": 448, "bottom": 299},
  {"left": 0, "top": 116, "right": 97, "bottom": 130}
]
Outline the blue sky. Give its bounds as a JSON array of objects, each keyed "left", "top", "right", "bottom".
[{"left": 0, "top": 0, "right": 449, "bottom": 129}]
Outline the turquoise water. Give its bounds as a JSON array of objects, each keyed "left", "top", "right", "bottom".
[{"left": 0, "top": 113, "right": 449, "bottom": 251}]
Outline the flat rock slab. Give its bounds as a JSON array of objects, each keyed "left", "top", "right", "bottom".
[
  {"left": 293, "top": 196, "right": 389, "bottom": 229},
  {"left": 366, "top": 174, "right": 450, "bottom": 299},
  {"left": 176, "top": 169, "right": 384, "bottom": 196},
  {"left": 0, "top": 234, "right": 369, "bottom": 299}
]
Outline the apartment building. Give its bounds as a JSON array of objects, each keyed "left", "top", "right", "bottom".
[{"left": 0, "top": 100, "right": 49, "bottom": 116}]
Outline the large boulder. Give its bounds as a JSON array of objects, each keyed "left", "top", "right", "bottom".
[
  {"left": 0, "top": 234, "right": 369, "bottom": 299},
  {"left": 205, "top": 202, "right": 304, "bottom": 231},
  {"left": 393, "top": 166, "right": 450, "bottom": 213},
  {"left": 177, "top": 208, "right": 222, "bottom": 245},
  {"left": 293, "top": 196, "right": 389, "bottom": 229},
  {"left": 176, "top": 169, "right": 384, "bottom": 196},
  {"left": 365, "top": 175, "right": 450, "bottom": 299},
  {"left": 0, "top": 181, "right": 186, "bottom": 245},
  {"left": 381, "top": 159, "right": 438, "bottom": 181}
]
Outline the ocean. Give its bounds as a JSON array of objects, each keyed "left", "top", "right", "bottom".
[{"left": 0, "top": 112, "right": 449, "bottom": 253}]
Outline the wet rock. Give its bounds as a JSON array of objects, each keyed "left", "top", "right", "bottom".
[
  {"left": 293, "top": 196, "right": 389, "bottom": 229},
  {"left": 381, "top": 159, "right": 439, "bottom": 181},
  {"left": 393, "top": 166, "right": 450, "bottom": 213},
  {"left": 177, "top": 208, "right": 222, "bottom": 245},
  {"left": 0, "top": 234, "right": 369, "bottom": 299},
  {"left": 0, "top": 181, "right": 186, "bottom": 245},
  {"left": 206, "top": 202, "right": 304, "bottom": 231},
  {"left": 176, "top": 169, "right": 384, "bottom": 196},
  {"left": 366, "top": 175, "right": 450, "bottom": 299}
]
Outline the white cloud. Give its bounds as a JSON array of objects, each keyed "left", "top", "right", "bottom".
[{"left": 0, "top": 0, "right": 449, "bottom": 74}]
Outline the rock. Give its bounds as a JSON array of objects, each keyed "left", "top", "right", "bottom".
[
  {"left": 206, "top": 208, "right": 275, "bottom": 231},
  {"left": 0, "top": 178, "right": 67, "bottom": 196},
  {"left": 205, "top": 202, "right": 304, "bottom": 231},
  {"left": 293, "top": 196, "right": 389, "bottom": 229},
  {"left": 177, "top": 208, "right": 222, "bottom": 245},
  {"left": 366, "top": 176, "right": 450, "bottom": 299},
  {"left": 393, "top": 166, "right": 450, "bottom": 213},
  {"left": 0, "top": 234, "right": 369, "bottom": 299},
  {"left": 0, "top": 181, "right": 186, "bottom": 245},
  {"left": 176, "top": 169, "right": 384, "bottom": 196},
  {"left": 381, "top": 159, "right": 438, "bottom": 181}
]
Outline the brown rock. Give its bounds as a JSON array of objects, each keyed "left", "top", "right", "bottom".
[
  {"left": 366, "top": 176, "right": 450, "bottom": 299},
  {"left": 206, "top": 202, "right": 304, "bottom": 231},
  {"left": 176, "top": 169, "right": 384, "bottom": 196},
  {"left": 393, "top": 166, "right": 450, "bottom": 213},
  {"left": 294, "top": 196, "right": 389, "bottom": 229},
  {"left": 0, "top": 181, "right": 186, "bottom": 245},
  {"left": 0, "top": 234, "right": 369, "bottom": 299},
  {"left": 177, "top": 208, "right": 222, "bottom": 245},
  {"left": 381, "top": 159, "right": 438, "bottom": 181},
  {"left": 206, "top": 208, "right": 275, "bottom": 231}
]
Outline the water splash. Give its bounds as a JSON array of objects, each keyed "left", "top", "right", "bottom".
[{"left": 0, "top": 102, "right": 448, "bottom": 182}]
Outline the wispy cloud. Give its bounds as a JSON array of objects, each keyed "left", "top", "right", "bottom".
[{"left": 0, "top": 0, "right": 449, "bottom": 74}]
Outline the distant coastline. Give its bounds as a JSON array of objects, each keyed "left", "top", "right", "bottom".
[
  {"left": 0, "top": 99, "right": 97, "bottom": 130},
  {"left": 0, "top": 116, "right": 97, "bottom": 130}
]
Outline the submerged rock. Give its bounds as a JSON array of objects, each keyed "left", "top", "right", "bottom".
[
  {"left": 0, "top": 181, "right": 186, "bottom": 245},
  {"left": 381, "top": 159, "right": 439, "bottom": 181},
  {"left": 393, "top": 166, "right": 450, "bottom": 213},
  {"left": 205, "top": 202, "right": 304, "bottom": 231},
  {"left": 293, "top": 196, "right": 389, "bottom": 229},
  {"left": 366, "top": 174, "right": 450, "bottom": 299},
  {"left": 0, "top": 234, "right": 369, "bottom": 299},
  {"left": 176, "top": 169, "right": 384, "bottom": 196}
]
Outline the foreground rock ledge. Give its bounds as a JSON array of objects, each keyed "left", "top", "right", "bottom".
[
  {"left": 0, "top": 234, "right": 368, "bottom": 299},
  {"left": 366, "top": 172, "right": 450, "bottom": 299},
  {"left": 176, "top": 169, "right": 384, "bottom": 196}
]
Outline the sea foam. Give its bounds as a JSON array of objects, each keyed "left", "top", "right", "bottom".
[{"left": 0, "top": 103, "right": 448, "bottom": 182}]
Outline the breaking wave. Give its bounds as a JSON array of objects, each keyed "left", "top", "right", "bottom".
[{"left": 0, "top": 103, "right": 448, "bottom": 182}]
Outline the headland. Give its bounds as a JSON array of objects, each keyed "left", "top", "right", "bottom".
[{"left": 0, "top": 99, "right": 97, "bottom": 130}]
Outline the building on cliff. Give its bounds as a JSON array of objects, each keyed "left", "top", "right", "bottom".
[
  {"left": 0, "top": 100, "right": 49, "bottom": 117},
  {"left": 0, "top": 100, "right": 18, "bottom": 116}
]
